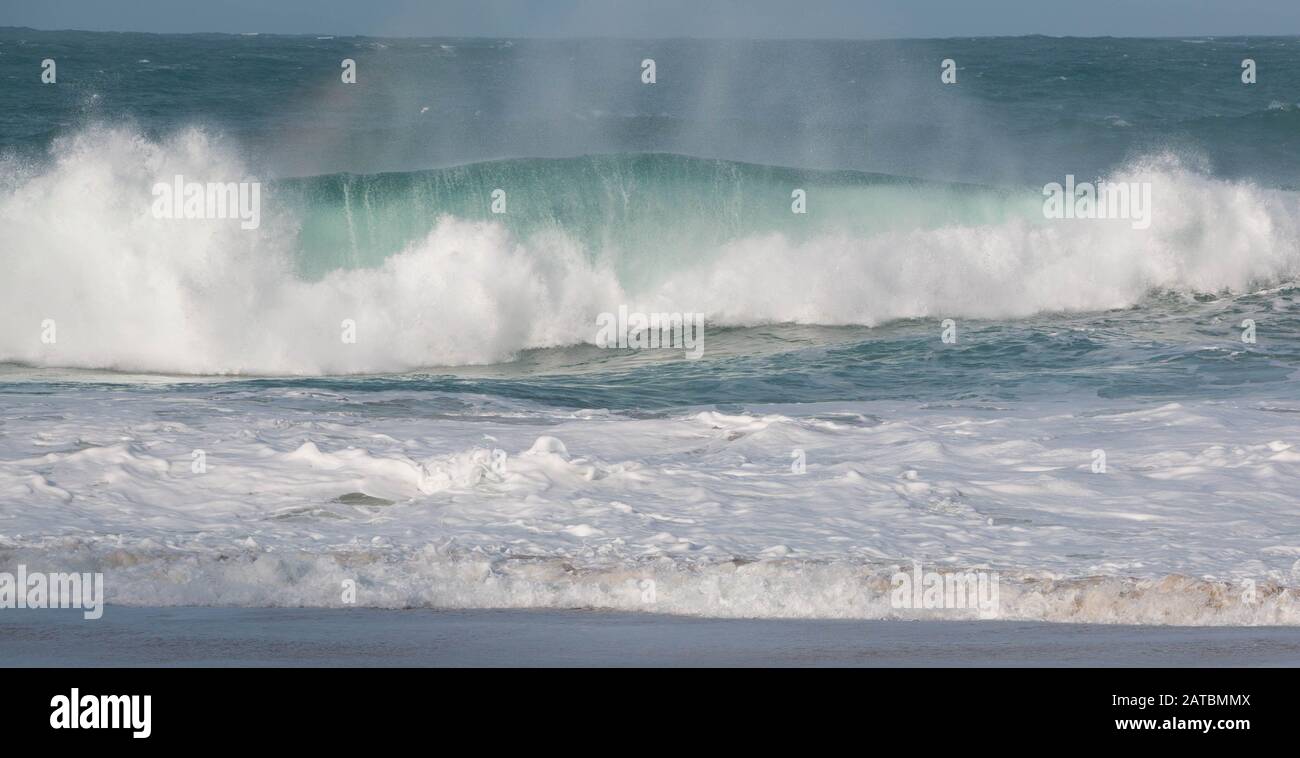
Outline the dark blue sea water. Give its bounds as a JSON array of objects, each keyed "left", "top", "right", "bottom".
[{"left": 1, "top": 30, "right": 1299, "bottom": 623}]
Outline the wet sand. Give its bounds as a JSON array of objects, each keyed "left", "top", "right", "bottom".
[{"left": 2, "top": 607, "right": 1299, "bottom": 667}]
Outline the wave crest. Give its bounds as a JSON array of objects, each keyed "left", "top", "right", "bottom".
[{"left": 2, "top": 128, "right": 1298, "bottom": 374}]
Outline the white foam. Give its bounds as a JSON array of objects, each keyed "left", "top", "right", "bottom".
[
  {"left": 2, "top": 387, "right": 1298, "bottom": 624},
  {"left": 0, "top": 127, "right": 624, "bottom": 374}
]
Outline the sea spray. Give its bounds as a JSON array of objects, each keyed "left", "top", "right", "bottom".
[{"left": 3, "top": 129, "right": 1299, "bottom": 375}]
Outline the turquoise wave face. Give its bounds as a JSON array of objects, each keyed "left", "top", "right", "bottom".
[{"left": 272, "top": 154, "right": 1034, "bottom": 281}]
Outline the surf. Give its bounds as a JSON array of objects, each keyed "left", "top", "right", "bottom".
[{"left": 2, "top": 124, "right": 1299, "bottom": 375}]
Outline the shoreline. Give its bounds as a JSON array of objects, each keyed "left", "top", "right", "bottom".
[{"left": 2, "top": 607, "right": 1299, "bottom": 667}]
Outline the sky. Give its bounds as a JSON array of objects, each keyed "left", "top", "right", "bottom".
[{"left": 2, "top": 0, "right": 1299, "bottom": 39}]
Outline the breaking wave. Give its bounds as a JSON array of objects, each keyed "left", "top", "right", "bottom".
[{"left": 2, "top": 125, "right": 1298, "bottom": 374}]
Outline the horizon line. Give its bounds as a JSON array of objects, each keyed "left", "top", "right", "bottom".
[{"left": 4, "top": 25, "right": 1300, "bottom": 42}]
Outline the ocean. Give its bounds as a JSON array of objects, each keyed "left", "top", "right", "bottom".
[{"left": 2, "top": 29, "right": 1300, "bottom": 625}]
